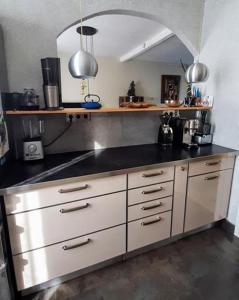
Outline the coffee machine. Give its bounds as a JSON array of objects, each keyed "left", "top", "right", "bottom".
[
  {"left": 41, "top": 57, "right": 62, "bottom": 110},
  {"left": 182, "top": 119, "right": 200, "bottom": 149}
]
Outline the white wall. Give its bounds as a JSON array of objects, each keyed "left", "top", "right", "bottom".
[
  {"left": 0, "top": 0, "right": 204, "bottom": 98},
  {"left": 199, "top": 0, "right": 239, "bottom": 229},
  {"left": 59, "top": 54, "right": 187, "bottom": 107}
]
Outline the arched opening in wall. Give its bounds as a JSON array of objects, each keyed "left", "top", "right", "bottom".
[{"left": 57, "top": 10, "right": 194, "bottom": 107}]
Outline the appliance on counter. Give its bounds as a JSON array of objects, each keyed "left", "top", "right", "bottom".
[
  {"left": 182, "top": 119, "right": 200, "bottom": 149},
  {"left": 41, "top": 57, "right": 62, "bottom": 110},
  {"left": 194, "top": 110, "right": 213, "bottom": 145},
  {"left": 169, "top": 112, "right": 185, "bottom": 147},
  {"left": 158, "top": 113, "right": 173, "bottom": 147},
  {"left": 22, "top": 118, "right": 44, "bottom": 161}
]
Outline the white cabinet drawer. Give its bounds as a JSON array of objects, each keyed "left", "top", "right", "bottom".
[
  {"left": 189, "top": 157, "right": 234, "bottom": 176},
  {"left": 128, "top": 181, "right": 173, "bottom": 206},
  {"left": 128, "top": 196, "right": 172, "bottom": 222},
  {"left": 5, "top": 174, "right": 126, "bottom": 214},
  {"left": 128, "top": 166, "right": 174, "bottom": 189},
  {"left": 13, "top": 225, "right": 126, "bottom": 291},
  {"left": 8, "top": 191, "right": 126, "bottom": 255},
  {"left": 127, "top": 211, "right": 171, "bottom": 252}
]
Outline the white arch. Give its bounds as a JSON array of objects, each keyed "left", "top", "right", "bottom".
[{"left": 57, "top": 9, "right": 198, "bottom": 58}]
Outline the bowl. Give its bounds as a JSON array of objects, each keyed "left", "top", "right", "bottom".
[{"left": 165, "top": 100, "right": 183, "bottom": 107}]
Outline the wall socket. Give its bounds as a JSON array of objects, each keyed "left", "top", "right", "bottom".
[{"left": 66, "top": 113, "right": 91, "bottom": 122}]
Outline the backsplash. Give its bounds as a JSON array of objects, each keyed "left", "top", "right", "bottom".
[{"left": 8, "top": 111, "right": 196, "bottom": 159}]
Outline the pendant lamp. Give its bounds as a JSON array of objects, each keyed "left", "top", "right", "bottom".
[
  {"left": 185, "top": 62, "right": 208, "bottom": 83},
  {"left": 68, "top": 0, "right": 98, "bottom": 79}
]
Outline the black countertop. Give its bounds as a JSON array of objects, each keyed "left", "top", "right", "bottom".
[{"left": 0, "top": 144, "right": 237, "bottom": 190}]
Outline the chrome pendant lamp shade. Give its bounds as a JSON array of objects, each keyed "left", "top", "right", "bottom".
[
  {"left": 69, "top": 49, "right": 98, "bottom": 79},
  {"left": 68, "top": 0, "right": 98, "bottom": 79},
  {"left": 185, "top": 62, "right": 208, "bottom": 83}
]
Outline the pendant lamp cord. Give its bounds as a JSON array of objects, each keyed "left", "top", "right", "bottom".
[{"left": 80, "top": 0, "right": 83, "bottom": 49}]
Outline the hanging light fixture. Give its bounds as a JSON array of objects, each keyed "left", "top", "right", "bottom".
[
  {"left": 68, "top": 0, "right": 98, "bottom": 79},
  {"left": 185, "top": 62, "right": 208, "bottom": 83}
]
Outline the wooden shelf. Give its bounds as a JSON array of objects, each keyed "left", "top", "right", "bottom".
[{"left": 5, "top": 106, "right": 211, "bottom": 115}]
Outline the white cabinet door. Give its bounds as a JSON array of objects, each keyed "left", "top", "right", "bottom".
[
  {"left": 184, "top": 169, "right": 233, "bottom": 232},
  {"left": 172, "top": 164, "right": 188, "bottom": 236}
]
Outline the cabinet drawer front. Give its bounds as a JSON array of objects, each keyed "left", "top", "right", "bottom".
[
  {"left": 5, "top": 174, "right": 126, "bottom": 214},
  {"left": 185, "top": 169, "right": 233, "bottom": 232},
  {"left": 128, "top": 166, "right": 174, "bottom": 189},
  {"left": 127, "top": 211, "right": 171, "bottom": 252},
  {"left": 128, "top": 196, "right": 172, "bottom": 222},
  {"left": 13, "top": 225, "right": 126, "bottom": 291},
  {"left": 189, "top": 157, "right": 234, "bottom": 176},
  {"left": 8, "top": 192, "right": 126, "bottom": 255},
  {"left": 128, "top": 181, "right": 173, "bottom": 206}
]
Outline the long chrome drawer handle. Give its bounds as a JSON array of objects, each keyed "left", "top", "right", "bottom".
[
  {"left": 142, "top": 187, "right": 163, "bottom": 194},
  {"left": 62, "top": 238, "right": 91, "bottom": 250},
  {"left": 142, "top": 171, "right": 164, "bottom": 177},
  {"left": 58, "top": 184, "right": 89, "bottom": 194},
  {"left": 141, "top": 216, "right": 161, "bottom": 226},
  {"left": 60, "top": 203, "right": 90, "bottom": 213},
  {"left": 141, "top": 202, "right": 162, "bottom": 210},
  {"left": 205, "top": 161, "right": 221, "bottom": 166},
  {"left": 204, "top": 175, "right": 219, "bottom": 181}
]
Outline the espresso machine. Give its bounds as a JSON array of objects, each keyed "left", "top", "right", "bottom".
[{"left": 182, "top": 119, "right": 200, "bottom": 149}]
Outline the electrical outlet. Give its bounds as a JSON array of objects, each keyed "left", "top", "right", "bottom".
[{"left": 66, "top": 113, "right": 91, "bottom": 122}]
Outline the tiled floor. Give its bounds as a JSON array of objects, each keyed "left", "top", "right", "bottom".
[{"left": 23, "top": 227, "right": 239, "bottom": 300}]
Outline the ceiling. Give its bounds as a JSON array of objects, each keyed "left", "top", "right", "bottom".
[{"left": 57, "top": 14, "right": 194, "bottom": 65}]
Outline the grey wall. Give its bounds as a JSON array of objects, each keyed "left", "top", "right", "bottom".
[
  {"left": 9, "top": 110, "right": 196, "bottom": 158},
  {"left": 199, "top": 0, "right": 239, "bottom": 229},
  {"left": 0, "top": 0, "right": 204, "bottom": 98},
  {"left": 0, "top": 0, "right": 203, "bottom": 156}
]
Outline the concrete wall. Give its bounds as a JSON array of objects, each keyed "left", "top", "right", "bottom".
[
  {"left": 0, "top": 0, "right": 204, "bottom": 98},
  {"left": 59, "top": 54, "right": 188, "bottom": 106},
  {"left": 199, "top": 0, "right": 239, "bottom": 228}
]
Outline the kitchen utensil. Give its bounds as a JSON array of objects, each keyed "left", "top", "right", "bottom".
[
  {"left": 194, "top": 134, "right": 213, "bottom": 145},
  {"left": 82, "top": 94, "right": 102, "bottom": 109},
  {"left": 20, "top": 88, "right": 39, "bottom": 110},
  {"left": 43, "top": 85, "right": 59, "bottom": 109},
  {"left": 165, "top": 100, "right": 183, "bottom": 107}
]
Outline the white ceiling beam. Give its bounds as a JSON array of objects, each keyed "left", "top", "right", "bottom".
[{"left": 119, "top": 28, "right": 174, "bottom": 62}]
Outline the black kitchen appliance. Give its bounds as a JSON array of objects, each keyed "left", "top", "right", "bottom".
[
  {"left": 41, "top": 57, "right": 62, "bottom": 110},
  {"left": 158, "top": 113, "right": 173, "bottom": 147},
  {"left": 169, "top": 114, "right": 185, "bottom": 147}
]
